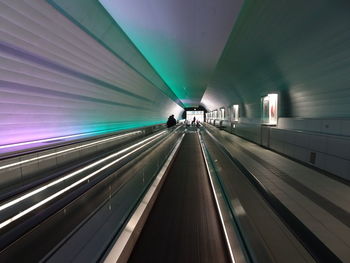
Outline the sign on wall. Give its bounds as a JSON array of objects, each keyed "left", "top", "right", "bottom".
[
  {"left": 220, "top": 108, "right": 225, "bottom": 119},
  {"left": 262, "top": 94, "right": 278, "bottom": 125},
  {"left": 232, "top": 104, "right": 239, "bottom": 121}
]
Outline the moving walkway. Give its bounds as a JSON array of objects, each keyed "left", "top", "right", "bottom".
[{"left": 0, "top": 124, "right": 337, "bottom": 262}]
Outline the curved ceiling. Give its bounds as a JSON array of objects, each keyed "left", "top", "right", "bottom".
[
  {"left": 99, "top": 0, "right": 350, "bottom": 119},
  {"left": 202, "top": 0, "right": 350, "bottom": 118},
  {"left": 99, "top": 0, "right": 243, "bottom": 107}
]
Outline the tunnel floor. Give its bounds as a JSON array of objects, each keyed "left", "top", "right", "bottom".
[{"left": 128, "top": 132, "right": 230, "bottom": 263}]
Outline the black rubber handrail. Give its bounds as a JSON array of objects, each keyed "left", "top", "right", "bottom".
[
  {"left": 0, "top": 127, "right": 180, "bottom": 254},
  {"left": 0, "top": 124, "right": 166, "bottom": 160},
  {"left": 204, "top": 128, "right": 342, "bottom": 263},
  {"left": 198, "top": 130, "right": 254, "bottom": 263}
]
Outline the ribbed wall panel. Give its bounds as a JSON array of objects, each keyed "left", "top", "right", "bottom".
[
  {"left": 48, "top": 0, "right": 181, "bottom": 104},
  {"left": 0, "top": 0, "right": 182, "bottom": 146}
]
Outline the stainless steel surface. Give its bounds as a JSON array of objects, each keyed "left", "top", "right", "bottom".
[
  {"left": 128, "top": 132, "right": 230, "bottom": 263},
  {"left": 200, "top": 127, "right": 315, "bottom": 263}
]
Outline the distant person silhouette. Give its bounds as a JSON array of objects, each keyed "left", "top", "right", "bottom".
[
  {"left": 191, "top": 117, "right": 196, "bottom": 126},
  {"left": 166, "top": 115, "right": 176, "bottom": 128}
]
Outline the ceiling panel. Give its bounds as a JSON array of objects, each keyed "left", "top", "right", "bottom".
[
  {"left": 202, "top": 0, "right": 350, "bottom": 119},
  {"left": 99, "top": 0, "right": 243, "bottom": 106}
]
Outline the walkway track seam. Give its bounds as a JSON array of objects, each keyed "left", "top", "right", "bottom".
[
  {"left": 226, "top": 137, "right": 350, "bottom": 229},
  {"left": 103, "top": 134, "right": 185, "bottom": 263},
  {"left": 198, "top": 130, "right": 248, "bottom": 263},
  {"left": 204, "top": 128, "right": 342, "bottom": 263}
]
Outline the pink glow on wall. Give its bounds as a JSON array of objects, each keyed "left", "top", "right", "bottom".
[{"left": 0, "top": 0, "right": 182, "bottom": 152}]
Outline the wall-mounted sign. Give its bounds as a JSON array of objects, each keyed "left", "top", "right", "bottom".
[
  {"left": 262, "top": 94, "right": 278, "bottom": 125},
  {"left": 232, "top": 104, "right": 239, "bottom": 121},
  {"left": 220, "top": 108, "right": 225, "bottom": 119}
]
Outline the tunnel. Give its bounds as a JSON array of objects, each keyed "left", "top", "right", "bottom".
[{"left": 0, "top": 0, "right": 349, "bottom": 262}]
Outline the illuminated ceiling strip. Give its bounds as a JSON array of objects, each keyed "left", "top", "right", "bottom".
[
  {"left": 0, "top": 131, "right": 165, "bottom": 230},
  {"left": 0, "top": 131, "right": 142, "bottom": 171},
  {"left": 0, "top": 131, "right": 166, "bottom": 213}
]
